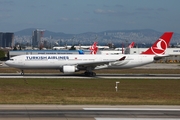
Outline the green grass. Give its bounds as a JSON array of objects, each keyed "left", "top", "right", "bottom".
[{"left": 0, "top": 78, "right": 180, "bottom": 105}]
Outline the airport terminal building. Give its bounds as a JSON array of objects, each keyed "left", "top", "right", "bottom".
[{"left": 8, "top": 50, "right": 91, "bottom": 59}]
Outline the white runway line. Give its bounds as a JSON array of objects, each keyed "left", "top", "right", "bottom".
[
  {"left": 95, "top": 118, "right": 180, "bottom": 120},
  {"left": 83, "top": 108, "right": 180, "bottom": 111}
]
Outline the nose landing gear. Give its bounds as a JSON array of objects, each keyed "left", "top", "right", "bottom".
[{"left": 21, "top": 70, "right": 24, "bottom": 75}]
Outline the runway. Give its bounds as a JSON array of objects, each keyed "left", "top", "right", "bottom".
[
  {"left": 0, "top": 105, "right": 180, "bottom": 120},
  {"left": 0, "top": 63, "right": 180, "bottom": 79},
  {"left": 0, "top": 73, "right": 180, "bottom": 79}
]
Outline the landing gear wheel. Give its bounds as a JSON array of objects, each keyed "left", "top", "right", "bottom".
[
  {"left": 21, "top": 70, "right": 24, "bottom": 75},
  {"left": 84, "top": 71, "right": 96, "bottom": 77},
  {"left": 84, "top": 71, "right": 88, "bottom": 76},
  {"left": 90, "top": 72, "right": 96, "bottom": 77}
]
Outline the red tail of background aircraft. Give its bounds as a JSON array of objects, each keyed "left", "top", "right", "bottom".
[{"left": 89, "top": 42, "right": 98, "bottom": 54}]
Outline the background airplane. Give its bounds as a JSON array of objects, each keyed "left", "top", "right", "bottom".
[
  {"left": 5, "top": 32, "right": 173, "bottom": 76},
  {"left": 128, "top": 42, "right": 135, "bottom": 48}
]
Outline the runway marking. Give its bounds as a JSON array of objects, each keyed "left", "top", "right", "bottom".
[
  {"left": 84, "top": 108, "right": 180, "bottom": 111},
  {"left": 95, "top": 118, "right": 180, "bottom": 120}
]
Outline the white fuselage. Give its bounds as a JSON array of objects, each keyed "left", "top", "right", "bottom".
[{"left": 5, "top": 54, "right": 155, "bottom": 70}]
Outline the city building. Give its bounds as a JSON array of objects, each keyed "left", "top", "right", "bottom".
[
  {"left": 0, "top": 32, "right": 14, "bottom": 48},
  {"left": 32, "top": 29, "right": 45, "bottom": 49}
]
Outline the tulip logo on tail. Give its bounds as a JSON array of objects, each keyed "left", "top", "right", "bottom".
[
  {"left": 151, "top": 38, "right": 167, "bottom": 55},
  {"left": 90, "top": 42, "right": 98, "bottom": 54},
  {"left": 141, "top": 32, "right": 173, "bottom": 55}
]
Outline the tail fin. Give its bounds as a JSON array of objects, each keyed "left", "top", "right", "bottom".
[
  {"left": 128, "top": 42, "right": 135, "bottom": 48},
  {"left": 89, "top": 42, "right": 98, "bottom": 54},
  {"left": 141, "top": 32, "right": 173, "bottom": 55},
  {"left": 78, "top": 50, "right": 84, "bottom": 54}
]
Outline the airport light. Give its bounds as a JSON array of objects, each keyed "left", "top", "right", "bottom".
[{"left": 115, "top": 81, "right": 120, "bottom": 92}]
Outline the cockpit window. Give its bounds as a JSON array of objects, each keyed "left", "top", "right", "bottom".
[{"left": 9, "top": 59, "right": 14, "bottom": 61}]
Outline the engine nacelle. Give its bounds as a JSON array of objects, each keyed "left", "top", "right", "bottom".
[{"left": 61, "top": 65, "right": 76, "bottom": 73}]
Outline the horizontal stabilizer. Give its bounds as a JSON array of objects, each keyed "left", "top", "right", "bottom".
[{"left": 154, "top": 54, "right": 169, "bottom": 61}]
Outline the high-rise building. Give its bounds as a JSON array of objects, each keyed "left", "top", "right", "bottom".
[
  {"left": 32, "top": 29, "right": 44, "bottom": 48},
  {"left": 0, "top": 32, "right": 14, "bottom": 48},
  {"left": 0, "top": 32, "right": 3, "bottom": 48}
]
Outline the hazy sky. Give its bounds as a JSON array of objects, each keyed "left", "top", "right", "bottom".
[{"left": 0, "top": 0, "right": 179, "bottom": 34}]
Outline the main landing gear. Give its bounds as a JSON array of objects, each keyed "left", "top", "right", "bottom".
[
  {"left": 84, "top": 67, "right": 96, "bottom": 77},
  {"left": 84, "top": 71, "right": 96, "bottom": 77}
]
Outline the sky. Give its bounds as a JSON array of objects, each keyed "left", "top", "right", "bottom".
[{"left": 0, "top": 0, "right": 180, "bottom": 34}]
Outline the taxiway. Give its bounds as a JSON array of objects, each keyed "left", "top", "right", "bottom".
[{"left": 0, "top": 105, "right": 180, "bottom": 120}]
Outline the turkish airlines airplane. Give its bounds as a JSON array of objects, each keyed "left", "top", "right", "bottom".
[{"left": 5, "top": 32, "right": 173, "bottom": 76}]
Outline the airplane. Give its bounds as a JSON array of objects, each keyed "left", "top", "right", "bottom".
[
  {"left": 89, "top": 42, "right": 98, "bottom": 54},
  {"left": 78, "top": 41, "right": 134, "bottom": 55},
  {"left": 5, "top": 32, "right": 173, "bottom": 76},
  {"left": 128, "top": 42, "right": 135, "bottom": 48},
  {"left": 110, "top": 41, "right": 135, "bottom": 54},
  {"left": 78, "top": 42, "right": 98, "bottom": 54}
]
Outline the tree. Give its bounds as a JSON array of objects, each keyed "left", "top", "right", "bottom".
[
  {"left": 69, "top": 45, "right": 76, "bottom": 50},
  {"left": 0, "top": 50, "right": 5, "bottom": 60},
  {"left": 13, "top": 46, "right": 17, "bottom": 51},
  {"left": 19, "top": 46, "right": 22, "bottom": 50}
]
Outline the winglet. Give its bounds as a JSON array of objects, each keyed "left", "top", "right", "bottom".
[
  {"left": 89, "top": 42, "right": 98, "bottom": 54},
  {"left": 141, "top": 32, "right": 173, "bottom": 55}
]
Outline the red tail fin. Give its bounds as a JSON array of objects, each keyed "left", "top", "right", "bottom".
[
  {"left": 128, "top": 42, "right": 135, "bottom": 48},
  {"left": 141, "top": 32, "right": 173, "bottom": 55},
  {"left": 89, "top": 42, "right": 98, "bottom": 54}
]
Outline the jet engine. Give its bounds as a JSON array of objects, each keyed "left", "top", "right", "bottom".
[{"left": 61, "top": 65, "right": 76, "bottom": 73}]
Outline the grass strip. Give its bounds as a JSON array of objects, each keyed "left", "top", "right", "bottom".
[{"left": 0, "top": 78, "right": 179, "bottom": 105}]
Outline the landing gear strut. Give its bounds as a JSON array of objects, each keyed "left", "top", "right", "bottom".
[
  {"left": 84, "top": 67, "right": 96, "bottom": 77},
  {"left": 21, "top": 70, "right": 24, "bottom": 75},
  {"left": 84, "top": 71, "right": 96, "bottom": 77}
]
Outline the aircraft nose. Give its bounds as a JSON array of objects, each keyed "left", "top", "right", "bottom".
[
  {"left": 5, "top": 60, "right": 12, "bottom": 66},
  {"left": 5, "top": 60, "right": 9, "bottom": 65}
]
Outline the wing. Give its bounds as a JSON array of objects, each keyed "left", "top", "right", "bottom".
[{"left": 77, "top": 56, "right": 126, "bottom": 70}]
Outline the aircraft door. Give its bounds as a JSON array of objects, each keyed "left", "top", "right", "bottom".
[{"left": 17, "top": 57, "right": 25, "bottom": 66}]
